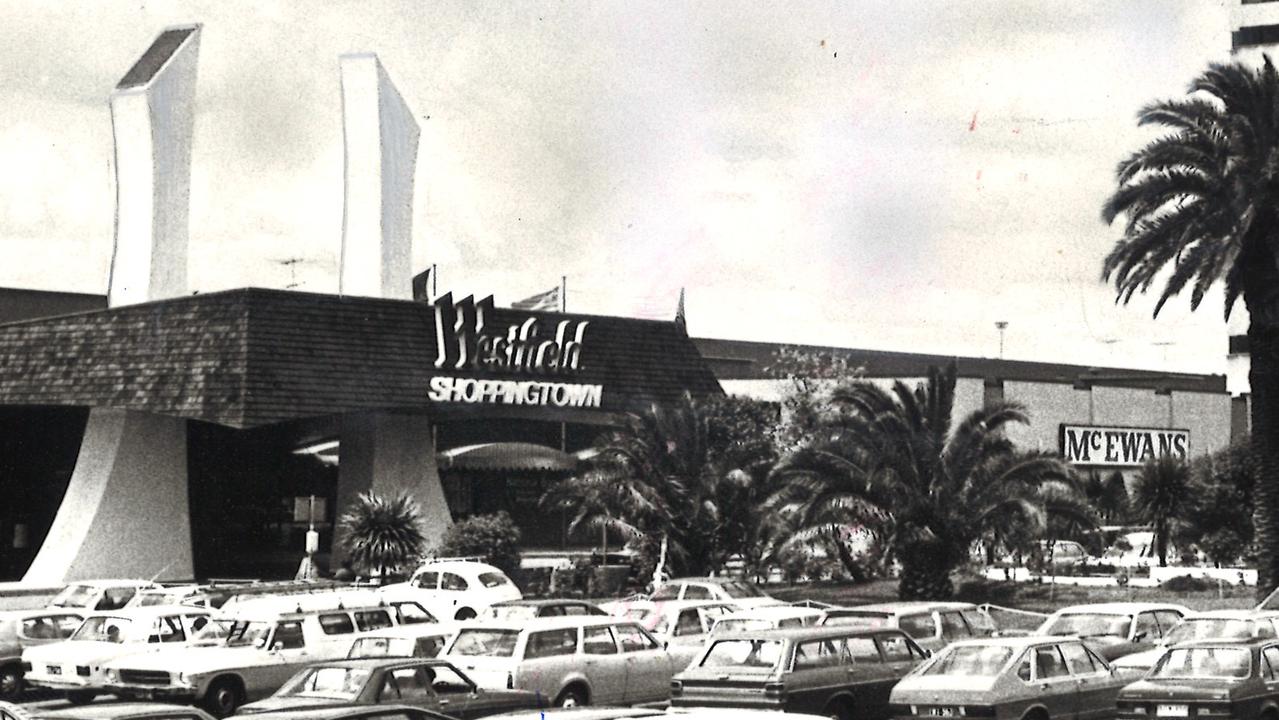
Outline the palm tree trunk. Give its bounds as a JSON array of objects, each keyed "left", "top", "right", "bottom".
[
  {"left": 898, "top": 545, "right": 954, "bottom": 600},
  {"left": 1251, "top": 318, "right": 1279, "bottom": 599}
]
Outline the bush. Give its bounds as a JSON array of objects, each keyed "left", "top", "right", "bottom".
[
  {"left": 1158, "top": 574, "right": 1213, "bottom": 592},
  {"left": 438, "top": 512, "right": 522, "bottom": 575}
]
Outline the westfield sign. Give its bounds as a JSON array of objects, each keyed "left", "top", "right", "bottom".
[{"left": 432, "top": 293, "right": 588, "bottom": 374}]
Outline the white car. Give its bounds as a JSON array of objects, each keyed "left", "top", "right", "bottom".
[
  {"left": 379, "top": 561, "right": 521, "bottom": 621},
  {"left": 610, "top": 600, "right": 738, "bottom": 669},
  {"left": 1110, "top": 609, "right": 1279, "bottom": 676},
  {"left": 648, "top": 578, "right": 781, "bottom": 609},
  {"left": 709, "top": 605, "right": 823, "bottom": 635},
  {"left": 22, "top": 604, "right": 213, "bottom": 703},
  {"left": 46, "top": 580, "right": 160, "bottom": 613},
  {"left": 442, "top": 615, "right": 678, "bottom": 707}
]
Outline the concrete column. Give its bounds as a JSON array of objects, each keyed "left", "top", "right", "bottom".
[
  {"left": 24, "top": 410, "right": 191, "bottom": 583},
  {"left": 24, "top": 26, "right": 202, "bottom": 583},
  {"left": 338, "top": 53, "right": 420, "bottom": 300},
  {"left": 108, "top": 25, "right": 201, "bottom": 307},
  {"left": 332, "top": 413, "right": 452, "bottom": 566}
]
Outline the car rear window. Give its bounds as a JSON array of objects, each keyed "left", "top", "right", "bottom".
[
  {"left": 478, "top": 572, "right": 509, "bottom": 588},
  {"left": 1153, "top": 647, "right": 1251, "bottom": 679},
  {"left": 451, "top": 628, "right": 520, "bottom": 657},
  {"left": 319, "top": 613, "right": 355, "bottom": 635},
  {"left": 922, "top": 645, "right": 1016, "bottom": 677},
  {"left": 823, "top": 611, "right": 891, "bottom": 629},
  {"left": 700, "top": 638, "right": 784, "bottom": 670}
]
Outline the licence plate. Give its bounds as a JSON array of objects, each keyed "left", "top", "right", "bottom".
[
  {"left": 928, "top": 708, "right": 961, "bottom": 717},
  {"left": 47, "top": 666, "right": 61, "bottom": 675},
  {"left": 1157, "top": 705, "right": 1188, "bottom": 717}
]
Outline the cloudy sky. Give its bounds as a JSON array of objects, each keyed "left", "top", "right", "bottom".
[{"left": 0, "top": 1, "right": 1241, "bottom": 373}]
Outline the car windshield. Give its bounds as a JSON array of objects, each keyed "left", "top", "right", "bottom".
[
  {"left": 206, "top": 620, "right": 272, "bottom": 647},
  {"left": 722, "top": 582, "right": 766, "bottom": 599},
  {"left": 279, "top": 666, "right": 371, "bottom": 700},
  {"left": 71, "top": 616, "right": 132, "bottom": 643},
  {"left": 450, "top": 629, "right": 521, "bottom": 657},
  {"left": 1165, "top": 619, "right": 1257, "bottom": 644},
  {"left": 1152, "top": 647, "right": 1251, "bottom": 679},
  {"left": 699, "top": 639, "right": 785, "bottom": 670},
  {"left": 1043, "top": 613, "right": 1130, "bottom": 639},
  {"left": 50, "top": 584, "right": 99, "bottom": 609},
  {"left": 651, "top": 585, "right": 681, "bottom": 601},
  {"left": 488, "top": 605, "right": 539, "bottom": 622},
  {"left": 921, "top": 645, "right": 1016, "bottom": 677},
  {"left": 823, "top": 612, "right": 891, "bottom": 629}
]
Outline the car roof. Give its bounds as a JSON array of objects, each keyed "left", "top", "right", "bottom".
[
  {"left": 306, "top": 657, "right": 456, "bottom": 671},
  {"left": 1170, "top": 638, "right": 1275, "bottom": 650},
  {"left": 1184, "top": 609, "right": 1279, "bottom": 620},
  {"left": 702, "top": 625, "right": 909, "bottom": 642},
  {"left": 29, "top": 702, "right": 211, "bottom": 720},
  {"left": 943, "top": 635, "right": 1084, "bottom": 650},
  {"left": 415, "top": 561, "right": 504, "bottom": 575},
  {"left": 722, "top": 606, "right": 822, "bottom": 620},
  {"left": 491, "top": 599, "right": 597, "bottom": 608},
  {"left": 231, "top": 704, "right": 447, "bottom": 720},
  {"left": 1052, "top": 602, "right": 1189, "bottom": 615},
  {"left": 456, "top": 615, "right": 625, "bottom": 632},
  {"left": 356, "top": 624, "right": 455, "bottom": 640},
  {"left": 828, "top": 601, "right": 978, "bottom": 614},
  {"left": 664, "top": 577, "right": 746, "bottom": 586},
  {"left": 83, "top": 605, "right": 209, "bottom": 620},
  {"left": 652, "top": 600, "right": 738, "bottom": 612}
]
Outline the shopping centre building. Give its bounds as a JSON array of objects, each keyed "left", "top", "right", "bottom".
[{"left": 0, "top": 25, "right": 1244, "bottom": 582}]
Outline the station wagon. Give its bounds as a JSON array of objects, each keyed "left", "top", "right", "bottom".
[
  {"left": 820, "top": 602, "right": 997, "bottom": 653},
  {"left": 442, "top": 616, "right": 677, "bottom": 707},
  {"left": 671, "top": 626, "right": 927, "bottom": 720},
  {"left": 1035, "top": 602, "right": 1190, "bottom": 661}
]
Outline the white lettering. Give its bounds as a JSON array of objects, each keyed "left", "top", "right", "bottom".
[
  {"left": 427, "top": 376, "right": 604, "bottom": 409},
  {"left": 1059, "top": 425, "right": 1190, "bottom": 467}
]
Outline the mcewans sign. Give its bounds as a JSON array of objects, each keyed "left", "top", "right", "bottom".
[
  {"left": 428, "top": 293, "right": 603, "bottom": 409},
  {"left": 1059, "top": 424, "right": 1189, "bottom": 467}
]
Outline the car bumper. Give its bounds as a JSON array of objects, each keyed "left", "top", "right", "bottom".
[{"left": 106, "top": 684, "right": 199, "bottom": 702}]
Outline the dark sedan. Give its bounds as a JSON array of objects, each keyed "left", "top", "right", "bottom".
[
  {"left": 1117, "top": 639, "right": 1279, "bottom": 720},
  {"left": 237, "top": 658, "right": 542, "bottom": 719}
]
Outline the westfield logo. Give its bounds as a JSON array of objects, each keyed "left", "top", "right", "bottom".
[{"left": 432, "top": 293, "right": 588, "bottom": 374}]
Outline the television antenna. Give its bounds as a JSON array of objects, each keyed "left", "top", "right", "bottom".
[{"left": 273, "top": 257, "right": 307, "bottom": 289}]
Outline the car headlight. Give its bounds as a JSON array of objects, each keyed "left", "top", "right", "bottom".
[{"left": 105, "top": 669, "right": 119, "bottom": 683}]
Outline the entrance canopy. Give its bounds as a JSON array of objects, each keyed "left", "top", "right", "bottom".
[
  {"left": 438, "top": 442, "right": 578, "bottom": 472},
  {"left": 0, "top": 288, "right": 722, "bottom": 429}
]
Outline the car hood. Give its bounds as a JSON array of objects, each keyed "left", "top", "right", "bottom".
[
  {"left": 24, "top": 641, "right": 131, "bottom": 665},
  {"left": 1112, "top": 648, "right": 1164, "bottom": 670},
  {"left": 104, "top": 645, "right": 267, "bottom": 674},
  {"left": 891, "top": 676, "right": 999, "bottom": 700},
  {"left": 238, "top": 697, "right": 351, "bottom": 714},
  {"left": 1120, "top": 678, "right": 1241, "bottom": 701}
]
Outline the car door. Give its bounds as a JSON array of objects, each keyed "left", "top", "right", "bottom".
[
  {"left": 877, "top": 632, "right": 927, "bottom": 677},
  {"left": 1031, "top": 644, "right": 1078, "bottom": 720},
  {"left": 581, "top": 625, "right": 627, "bottom": 705},
  {"left": 614, "top": 623, "right": 669, "bottom": 704},
  {"left": 377, "top": 666, "right": 445, "bottom": 714},
  {"left": 1131, "top": 612, "right": 1162, "bottom": 654},
  {"left": 432, "top": 662, "right": 518, "bottom": 718},
  {"left": 259, "top": 620, "right": 311, "bottom": 695},
  {"left": 844, "top": 635, "right": 896, "bottom": 719},
  {"left": 786, "top": 637, "right": 848, "bottom": 715},
  {"left": 1060, "top": 640, "right": 1113, "bottom": 720}
]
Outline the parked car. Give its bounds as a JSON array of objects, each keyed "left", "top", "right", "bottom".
[
  {"left": 102, "top": 595, "right": 428, "bottom": 717},
  {"left": 347, "top": 625, "right": 458, "bottom": 660},
  {"left": 22, "top": 604, "right": 214, "bottom": 703},
  {"left": 217, "top": 705, "right": 450, "bottom": 720},
  {"left": 614, "top": 601, "right": 738, "bottom": 668},
  {"left": 485, "top": 600, "right": 606, "bottom": 621},
  {"left": 1117, "top": 638, "right": 1279, "bottom": 720},
  {"left": 1034, "top": 602, "right": 1190, "bottom": 661},
  {"left": 1111, "top": 609, "right": 1279, "bottom": 677},
  {"left": 0, "top": 608, "right": 84, "bottom": 700},
  {"left": 889, "top": 636, "right": 1126, "bottom": 720},
  {"left": 671, "top": 625, "right": 927, "bottom": 720},
  {"left": 710, "top": 606, "right": 824, "bottom": 635},
  {"left": 46, "top": 581, "right": 160, "bottom": 613},
  {"left": 3, "top": 702, "right": 217, "bottom": 720},
  {"left": 238, "top": 657, "right": 542, "bottom": 718},
  {"left": 649, "top": 578, "right": 781, "bottom": 609},
  {"left": 380, "top": 561, "right": 522, "bottom": 621},
  {"left": 442, "top": 615, "right": 678, "bottom": 707},
  {"left": 819, "top": 601, "right": 997, "bottom": 653},
  {"left": 1032, "top": 540, "right": 1092, "bottom": 572}
]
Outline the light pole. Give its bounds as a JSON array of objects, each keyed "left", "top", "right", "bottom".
[{"left": 995, "top": 321, "right": 1008, "bottom": 359}]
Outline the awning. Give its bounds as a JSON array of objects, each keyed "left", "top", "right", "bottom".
[{"left": 437, "top": 442, "right": 579, "bottom": 472}]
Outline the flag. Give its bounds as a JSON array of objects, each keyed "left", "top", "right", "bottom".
[
  {"left": 512, "top": 286, "right": 561, "bottom": 312},
  {"left": 674, "top": 287, "right": 686, "bottom": 330},
  {"left": 412, "top": 267, "right": 431, "bottom": 302}
]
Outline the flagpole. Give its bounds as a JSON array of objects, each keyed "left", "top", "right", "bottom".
[
  {"left": 431, "top": 263, "right": 437, "bottom": 299},
  {"left": 560, "top": 275, "right": 567, "bottom": 313}
]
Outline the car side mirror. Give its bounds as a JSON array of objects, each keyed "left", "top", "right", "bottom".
[
  {"left": 1133, "top": 631, "right": 1148, "bottom": 643},
  {"left": 270, "top": 641, "right": 284, "bottom": 653},
  {"left": 923, "top": 649, "right": 933, "bottom": 658},
  {"left": 663, "top": 640, "right": 670, "bottom": 650}
]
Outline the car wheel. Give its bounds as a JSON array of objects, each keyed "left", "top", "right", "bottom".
[
  {"left": 556, "top": 686, "right": 588, "bottom": 708},
  {"left": 0, "top": 665, "right": 21, "bottom": 701},
  {"left": 65, "top": 690, "right": 96, "bottom": 705},
  {"left": 203, "top": 677, "right": 245, "bottom": 718},
  {"left": 455, "top": 607, "right": 477, "bottom": 620},
  {"left": 824, "top": 698, "right": 854, "bottom": 720}
]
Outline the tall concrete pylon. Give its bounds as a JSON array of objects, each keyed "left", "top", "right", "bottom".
[
  {"left": 25, "top": 26, "right": 201, "bottom": 583},
  {"left": 338, "top": 53, "right": 421, "bottom": 300},
  {"left": 331, "top": 54, "right": 451, "bottom": 566}
]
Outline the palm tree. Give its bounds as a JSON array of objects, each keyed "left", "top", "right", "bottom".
[
  {"left": 769, "top": 362, "right": 1091, "bottom": 600},
  {"left": 1102, "top": 56, "right": 1279, "bottom": 595},
  {"left": 339, "top": 491, "right": 428, "bottom": 579},
  {"left": 540, "top": 393, "right": 754, "bottom": 578},
  {"left": 1130, "top": 456, "right": 1193, "bottom": 568}
]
